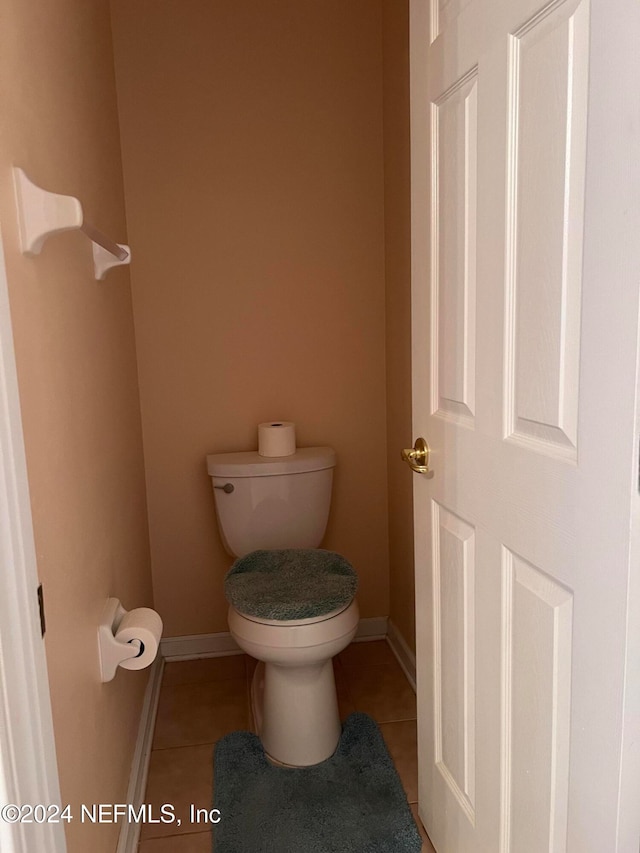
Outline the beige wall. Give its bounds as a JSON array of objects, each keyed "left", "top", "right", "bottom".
[
  {"left": 382, "top": 0, "right": 416, "bottom": 653},
  {"left": 0, "top": 2, "right": 153, "bottom": 851},
  {"left": 111, "top": 0, "right": 390, "bottom": 637},
  {"left": 0, "top": 4, "right": 412, "bottom": 847}
]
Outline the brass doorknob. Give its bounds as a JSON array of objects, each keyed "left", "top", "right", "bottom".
[{"left": 401, "top": 437, "right": 431, "bottom": 474}]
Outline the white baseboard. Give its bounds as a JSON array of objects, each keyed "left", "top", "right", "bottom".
[
  {"left": 160, "top": 616, "right": 389, "bottom": 662},
  {"left": 386, "top": 619, "right": 416, "bottom": 692},
  {"left": 351, "top": 616, "right": 388, "bottom": 642},
  {"left": 116, "top": 656, "right": 164, "bottom": 853},
  {"left": 160, "top": 631, "right": 241, "bottom": 661}
]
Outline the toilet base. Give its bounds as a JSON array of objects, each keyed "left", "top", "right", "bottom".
[
  {"left": 251, "top": 658, "right": 342, "bottom": 767},
  {"left": 228, "top": 598, "right": 359, "bottom": 767}
]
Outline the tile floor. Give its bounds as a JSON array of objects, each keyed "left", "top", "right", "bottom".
[{"left": 138, "top": 640, "right": 436, "bottom": 852}]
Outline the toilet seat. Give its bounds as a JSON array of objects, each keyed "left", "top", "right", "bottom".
[
  {"left": 224, "top": 548, "right": 358, "bottom": 622},
  {"left": 233, "top": 600, "right": 352, "bottom": 628},
  {"left": 228, "top": 597, "right": 359, "bottom": 654}
]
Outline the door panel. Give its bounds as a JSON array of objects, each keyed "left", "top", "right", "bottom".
[
  {"left": 432, "top": 70, "right": 478, "bottom": 425},
  {"left": 504, "top": 0, "right": 588, "bottom": 457},
  {"left": 501, "top": 550, "right": 573, "bottom": 853},
  {"left": 433, "top": 502, "right": 476, "bottom": 823},
  {"left": 433, "top": 0, "right": 475, "bottom": 44}
]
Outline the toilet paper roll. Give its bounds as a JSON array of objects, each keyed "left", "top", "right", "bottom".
[
  {"left": 116, "top": 607, "right": 163, "bottom": 671},
  {"left": 258, "top": 421, "right": 296, "bottom": 457}
]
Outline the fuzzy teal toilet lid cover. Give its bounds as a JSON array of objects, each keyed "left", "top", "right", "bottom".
[{"left": 224, "top": 549, "right": 358, "bottom": 621}]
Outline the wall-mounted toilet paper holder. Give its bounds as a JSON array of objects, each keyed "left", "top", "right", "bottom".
[{"left": 98, "top": 597, "right": 143, "bottom": 683}]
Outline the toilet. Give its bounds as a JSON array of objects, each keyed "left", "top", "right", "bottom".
[{"left": 206, "top": 446, "right": 359, "bottom": 767}]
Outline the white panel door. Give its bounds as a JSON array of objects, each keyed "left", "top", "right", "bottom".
[{"left": 409, "top": 0, "right": 640, "bottom": 850}]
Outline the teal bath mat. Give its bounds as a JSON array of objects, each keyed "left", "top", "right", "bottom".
[{"left": 212, "top": 712, "right": 422, "bottom": 852}]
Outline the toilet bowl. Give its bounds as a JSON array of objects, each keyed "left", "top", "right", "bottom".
[
  {"left": 228, "top": 598, "right": 359, "bottom": 766},
  {"left": 206, "top": 446, "right": 359, "bottom": 766}
]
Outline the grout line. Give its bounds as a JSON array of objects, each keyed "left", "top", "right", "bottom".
[
  {"left": 146, "top": 829, "right": 212, "bottom": 838},
  {"left": 147, "top": 741, "right": 219, "bottom": 752},
  {"left": 375, "top": 718, "right": 418, "bottom": 724},
  {"left": 159, "top": 675, "right": 248, "bottom": 689},
  {"left": 160, "top": 678, "right": 246, "bottom": 689},
  {"left": 150, "top": 741, "right": 225, "bottom": 752}
]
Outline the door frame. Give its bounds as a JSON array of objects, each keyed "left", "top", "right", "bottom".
[
  {"left": 596, "top": 10, "right": 640, "bottom": 848},
  {"left": 0, "top": 223, "right": 66, "bottom": 853}
]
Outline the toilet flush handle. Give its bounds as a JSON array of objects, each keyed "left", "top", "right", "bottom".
[{"left": 214, "top": 483, "right": 235, "bottom": 494}]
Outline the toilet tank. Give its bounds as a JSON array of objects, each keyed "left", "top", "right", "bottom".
[{"left": 206, "top": 446, "right": 336, "bottom": 557}]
